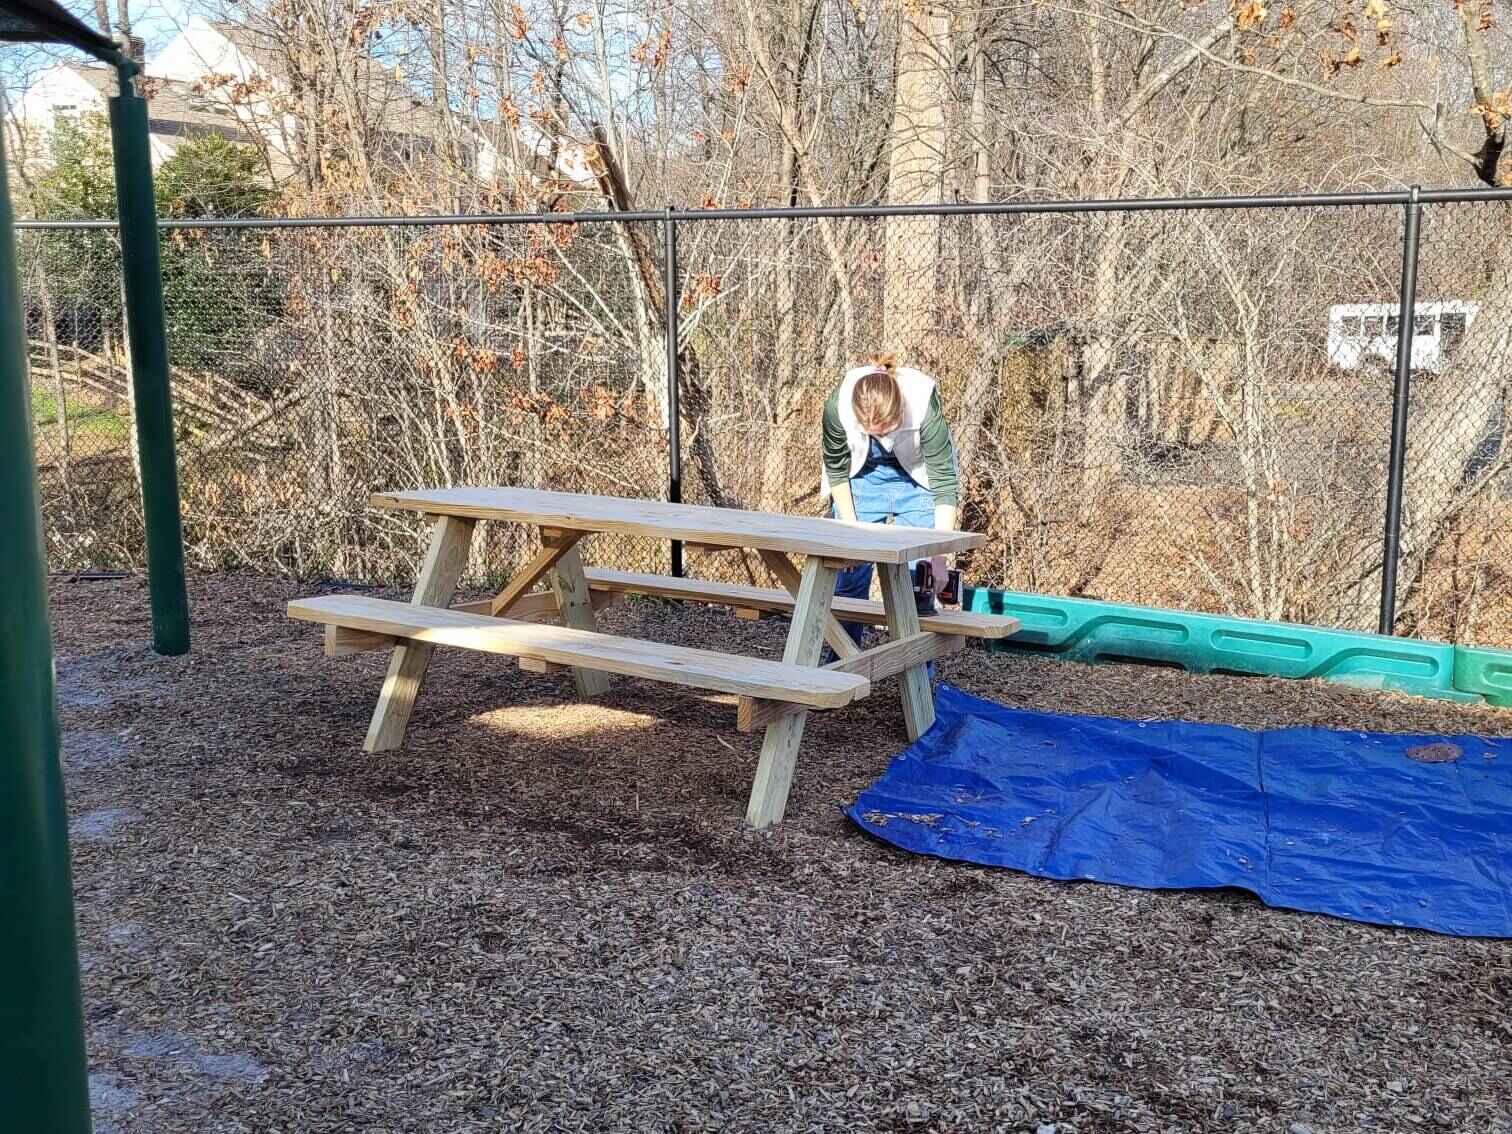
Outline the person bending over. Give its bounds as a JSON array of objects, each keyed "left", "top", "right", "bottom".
[{"left": 820, "top": 352, "right": 960, "bottom": 656}]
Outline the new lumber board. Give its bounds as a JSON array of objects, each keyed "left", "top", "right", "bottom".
[
  {"left": 583, "top": 568, "right": 1020, "bottom": 639},
  {"left": 371, "top": 486, "right": 984, "bottom": 563},
  {"left": 290, "top": 594, "right": 870, "bottom": 709}
]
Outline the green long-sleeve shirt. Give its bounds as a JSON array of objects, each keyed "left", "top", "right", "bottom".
[{"left": 822, "top": 387, "right": 960, "bottom": 506}]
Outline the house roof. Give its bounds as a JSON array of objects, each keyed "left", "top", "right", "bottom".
[{"left": 64, "top": 64, "right": 259, "bottom": 142}]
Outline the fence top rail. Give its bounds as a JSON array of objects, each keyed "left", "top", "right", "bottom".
[{"left": 13, "top": 185, "right": 1512, "bottom": 232}]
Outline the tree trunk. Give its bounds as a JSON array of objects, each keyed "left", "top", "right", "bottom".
[
  {"left": 428, "top": 0, "right": 460, "bottom": 175},
  {"left": 1078, "top": 221, "right": 1128, "bottom": 514},
  {"left": 1076, "top": 18, "right": 1129, "bottom": 512},
  {"left": 884, "top": 1, "right": 950, "bottom": 345},
  {"left": 751, "top": 0, "right": 817, "bottom": 516},
  {"left": 758, "top": 143, "right": 800, "bottom": 516},
  {"left": 954, "top": 31, "right": 1017, "bottom": 483}
]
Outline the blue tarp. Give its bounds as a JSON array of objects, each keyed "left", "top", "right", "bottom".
[{"left": 848, "top": 684, "right": 1512, "bottom": 936}]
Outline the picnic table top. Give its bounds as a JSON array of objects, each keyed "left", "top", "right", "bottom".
[{"left": 372, "top": 486, "right": 986, "bottom": 563}]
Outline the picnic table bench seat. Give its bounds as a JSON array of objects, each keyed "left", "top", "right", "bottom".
[
  {"left": 580, "top": 568, "right": 1017, "bottom": 640},
  {"left": 289, "top": 594, "right": 871, "bottom": 709}
]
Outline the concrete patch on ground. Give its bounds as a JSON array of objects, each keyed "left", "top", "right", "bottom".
[
  {"left": 194, "top": 1052, "right": 270, "bottom": 1082},
  {"left": 63, "top": 729, "right": 131, "bottom": 772},
  {"left": 107, "top": 921, "right": 150, "bottom": 950},
  {"left": 71, "top": 807, "right": 143, "bottom": 843},
  {"left": 90, "top": 1070, "right": 141, "bottom": 1111},
  {"left": 123, "top": 1030, "right": 269, "bottom": 1086},
  {"left": 55, "top": 645, "right": 182, "bottom": 712},
  {"left": 55, "top": 662, "right": 110, "bottom": 708},
  {"left": 89, "top": 1069, "right": 141, "bottom": 1133}
]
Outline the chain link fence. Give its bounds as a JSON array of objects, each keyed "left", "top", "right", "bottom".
[
  {"left": 17, "top": 192, "right": 1512, "bottom": 645},
  {"left": 19, "top": 216, "right": 671, "bottom": 586}
]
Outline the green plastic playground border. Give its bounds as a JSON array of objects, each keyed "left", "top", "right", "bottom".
[{"left": 965, "top": 585, "right": 1512, "bottom": 709}]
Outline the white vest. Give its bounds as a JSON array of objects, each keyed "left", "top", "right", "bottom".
[{"left": 820, "top": 366, "right": 938, "bottom": 500}]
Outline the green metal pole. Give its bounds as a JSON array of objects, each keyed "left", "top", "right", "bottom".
[
  {"left": 0, "top": 114, "right": 94, "bottom": 1134},
  {"left": 109, "top": 58, "right": 190, "bottom": 656}
]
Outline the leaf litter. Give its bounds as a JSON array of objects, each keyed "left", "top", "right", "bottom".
[{"left": 51, "top": 574, "right": 1512, "bottom": 1132}]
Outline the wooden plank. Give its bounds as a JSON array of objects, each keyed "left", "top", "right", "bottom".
[
  {"left": 518, "top": 656, "right": 567, "bottom": 674},
  {"left": 459, "top": 591, "right": 557, "bottom": 620},
  {"left": 757, "top": 549, "right": 861, "bottom": 660},
  {"left": 329, "top": 586, "right": 616, "bottom": 653},
  {"left": 737, "top": 633, "right": 964, "bottom": 732},
  {"left": 745, "top": 557, "right": 838, "bottom": 829},
  {"left": 288, "top": 595, "right": 870, "bottom": 709},
  {"left": 880, "top": 562, "right": 935, "bottom": 741},
  {"left": 489, "top": 527, "right": 582, "bottom": 615},
  {"left": 455, "top": 589, "right": 618, "bottom": 620},
  {"left": 362, "top": 514, "right": 476, "bottom": 753},
  {"left": 325, "top": 624, "right": 395, "bottom": 657},
  {"left": 737, "top": 695, "right": 792, "bottom": 734},
  {"left": 828, "top": 631, "right": 964, "bottom": 682},
  {"left": 371, "top": 486, "right": 985, "bottom": 563},
  {"left": 582, "top": 568, "right": 1021, "bottom": 640},
  {"left": 549, "top": 545, "right": 612, "bottom": 698}
]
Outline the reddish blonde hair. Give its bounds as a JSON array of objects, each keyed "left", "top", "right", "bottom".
[{"left": 852, "top": 352, "right": 902, "bottom": 434}]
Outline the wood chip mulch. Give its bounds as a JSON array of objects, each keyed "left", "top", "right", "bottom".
[{"left": 52, "top": 573, "right": 1512, "bottom": 1133}]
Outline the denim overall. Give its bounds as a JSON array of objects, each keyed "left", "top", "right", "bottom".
[{"left": 830, "top": 437, "right": 936, "bottom": 662}]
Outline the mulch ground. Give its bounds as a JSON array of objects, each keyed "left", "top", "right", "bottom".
[{"left": 54, "top": 572, "right": 1512, "bottom": 1133}]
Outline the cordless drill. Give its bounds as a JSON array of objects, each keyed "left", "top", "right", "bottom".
[{"left": 912, "top": 560, "right": 961, "bottom": 608}]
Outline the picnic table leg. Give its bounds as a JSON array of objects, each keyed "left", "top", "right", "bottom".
[
  {"left": 878, "top": 562, "right": 935, "bottom": 741},
  {"left": 548, "top": 545, "right": 612, "bottom": 698},
  {"left": 745, "top": 556, "right": 838, "bottom": 828},
  {"left": 364, "top": 514, "right": 476, "bottom": 752},
  {"left": 756, "top": 548, "right": 860, "bottom": 659}
]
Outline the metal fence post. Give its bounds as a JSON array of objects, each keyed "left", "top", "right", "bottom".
[
  {"left": 1378, "top": 185, "right": 1422, "bottom": 636},
  {"left": 663, "top": 206, "right": 683, "bottom": 576},
  {"left": 110, "top": 57, "right": 191, "bottom": 655},
  {"left": 0, "top": 119, "right": 94, "bottom": 1134}
]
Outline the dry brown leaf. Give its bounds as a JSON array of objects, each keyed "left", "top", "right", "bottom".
[
  {"left": 1232, "top": 0, "right": 1268, "bottom": 30},
  {"left": 1473, "top": 89, "right": 1512, "bottom": 130}
]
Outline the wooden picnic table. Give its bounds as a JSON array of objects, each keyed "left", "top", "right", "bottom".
[{"left": 289, "top": 487, "right": 1017, "bottom": 827}]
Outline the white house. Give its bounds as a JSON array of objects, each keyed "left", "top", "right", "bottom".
[
  {"left": 7, "top": 52, "right": 258, "bottom": 171},
  {"left": 8, "top": 16, "right": 601, "bottom": 194},
  {"left": 1327, "top": 301, "right": 1478, "bottom": 375},
  {"left": 150, "top": 17, "right": 506, "bottom": 183}
]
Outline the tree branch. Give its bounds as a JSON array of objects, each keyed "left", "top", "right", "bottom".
[{"left": 1086, "top": 3, "right": 1437, "bottom": 117}]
